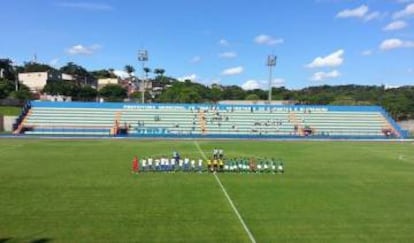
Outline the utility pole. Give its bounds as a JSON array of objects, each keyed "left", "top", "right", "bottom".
[
  {"left": 267, "top": 55, "right": 277, "bottom": 103},
  {"left": 14, "top": 66, "right": 18, "bottom": 91},
  {"left": 138, "top": 50, "right": 148, "bottom": 103}
]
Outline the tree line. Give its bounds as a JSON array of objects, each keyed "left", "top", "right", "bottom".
[
  {"left": 1, "top": 59, "right": 413, "bottom": 120},
  {"left": 152, "top": 80, "right": 414, "bottom": 121}
]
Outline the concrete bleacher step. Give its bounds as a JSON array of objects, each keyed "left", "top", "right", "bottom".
[{"left": 21, "top": 101, "right": 404, "bottom": 138}]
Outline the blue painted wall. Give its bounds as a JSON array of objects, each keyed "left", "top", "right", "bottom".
[{"left": 32, "top": 101, "right": 384, "bottom": 112}]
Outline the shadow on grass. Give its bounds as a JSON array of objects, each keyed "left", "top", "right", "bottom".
[
  {"left": 0, "top": 238, "right": 52, "bottom": 243},
  {"left": 31, "top": 238, "right": 52, "bottom": 243}
]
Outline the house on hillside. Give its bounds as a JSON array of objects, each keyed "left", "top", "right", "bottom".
[
  {"left": 97, "top": 78, "right": 120, "bottom": 90},
  {"left": 18, "top": 71, "right": 97, "bottom": 93},
  {"left": 62, "top": 73, "right": 75, "bottom": 81},
  {"left": 18, "top": 70, "right": 62, "bottom": 93}
]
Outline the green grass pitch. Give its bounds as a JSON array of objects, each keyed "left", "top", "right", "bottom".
[
  {"left": 0, "top": 106, "right": 22, "bottom": 116},
  {"left": 1, "top": 139, "right": 414, "bottom": 242}
]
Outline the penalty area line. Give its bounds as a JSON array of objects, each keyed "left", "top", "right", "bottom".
[{"left": 193, "top": 141, "right": 256, "bottom": 243}]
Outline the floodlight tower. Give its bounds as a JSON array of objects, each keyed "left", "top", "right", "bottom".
[
  {"left": 267, "top": 55, "right": 277, "bottom": 103},
  {"left": 138, "top": 50, "right": 148, "bottom": 103}
]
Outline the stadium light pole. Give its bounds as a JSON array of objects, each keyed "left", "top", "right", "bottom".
[
  {"left": 267, "top": 55, "right": 277, "bottom": 103},
  {"left": 138, "top": 50, "right": 148, "bottom": 103}
]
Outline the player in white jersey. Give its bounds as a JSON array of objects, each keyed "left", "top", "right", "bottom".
[
  {"left": 218, "top": 149, "right": 224, "bottom": 159},
  {"left": 179, "top": 159, "right": 183, "bottom": 171},
  {"left": 171, "top": 158, "right": 176, "bottom": 172},
  {"left": 173, "top": 151, "right": 178, "bottom": 161},
  {"left": 184, "top": 157, "right": 190, "bottom": 171},
  {"left": 263, "top": 161, "right": 269, "bottom": 173},
  {"left": 278, "top": 162, "right": 284, "bottom": 174},
  {"left": 238, "top": 161, "right": 243, "bottom": 172},
  {"left": 198, "top": 159, "right": 203, "bottom": 173},
  {"left": 148, "top": 157, "right": 153, "bottom": 171},
  {"left": 224, "top": 163, "right": 229, "bottom": 172},
  {"left": 213, "top": 148, "right": 218, "bottom": 159},
  {"left": 243, "top": 162, "right": 249, "bottom": 172},
  {"left": 165, "top": 158, "right": 169, "bottom": 171},
  {"left": 165, "top": 159, "right": 170, "bottom": 172},
  {"left": 155, "top": 159, "right": 160, "bottom": 171},
  {"left": 160, "top": 158, "right": 165, "bottom": 171},
  {"left": 257, "top": 163, "right": 262, "bottom": 173},
  {"left": 271, "top": 161, "right": 276, "bottom": 174},
  {"left": 142, "top": 159, "right": 147, "bottom": 172},
  {"left": 163, "top": 157, "right": 168, "bottom": 171},
  {"left": 230, "top": 162, "right": 236, "bottom": 172}
]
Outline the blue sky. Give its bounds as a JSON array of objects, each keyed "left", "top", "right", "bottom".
[{"left": 1, "top": 0, "right": 413, "bottom": 89}]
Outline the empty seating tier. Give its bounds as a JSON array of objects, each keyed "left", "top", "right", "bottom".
[{"left": 14, "top": 101, "right": 406, "bottom": 138}]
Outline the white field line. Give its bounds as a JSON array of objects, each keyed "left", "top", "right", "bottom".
[
  {"left": 193, "top": 141, "right": 256, "bottom": 243},
  {"left": 398, "top": 154, "right": 414, "bottom": 164}
]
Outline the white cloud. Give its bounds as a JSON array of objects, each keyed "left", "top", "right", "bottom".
[
  {"left": 383, "top": 20, "right": 408, "bottom": 31},
  {"left": 241, "top": 78, "right": 285, "bottom": 90},
  {"left": 380, "top": 39, "right": 403, "bottom": 50},
  {"left": 218, "top": 39, "right": 229, "bottom": 46},
  {"left": 361, "top": 50, "right": 373, "bottom": 56},
  {"left": 272, "top": 78, "right": 286, "bottom": 87},
  {"left": 221, "top": 66, "right": 244, "bottom": 76},
  {"left": 190, "top": 56, "right": 201, "bottom": 64},
  {"left": 57, "top": 2, "right": 113, "bottom": 11},
  {"left": 379, "top": 38, "right": 414, "bottom": 50},
  {"left": 242, "top": 80, "right": 261, "bottom": 90},
  {"left": 336, "top": 5, "right": 381, "bottom": 21},
  {"left": 66, "top": 44, "right": 101, "bottom": 55},
  {"left": 218, "top": 52, "right": 237, "bottom": 59},
  {"left": 310, "top": 70, "right": 341, "bottom": 81},
  {"left": 178, "top": 74, "right": 197, "bottom": 82},
  {"left": 393, "top": 3, "right": 414, "bottom": 19},
  {"left": 364, "top": 11, "right": 381, "bottom": 21},
  {"left": 306, "top": 49, "right": 344, "bottom": 68},
  {"left": 254, "top": 34, "right": 284, "bottom": 45},
  {"left": 336, "top": 5, "right": 369, "bottom": 18}
]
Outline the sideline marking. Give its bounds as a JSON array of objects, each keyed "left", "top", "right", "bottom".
[
  {"left": 193, "top": 141, "right": 256, "bottom": 243},
  {"left": 398, "top": 154, "right": 414, "bottom": 164}
]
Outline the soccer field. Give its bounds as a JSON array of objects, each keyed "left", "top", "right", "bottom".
[{"left": 1, "top": 139, "right": 414, "bottom": 242}]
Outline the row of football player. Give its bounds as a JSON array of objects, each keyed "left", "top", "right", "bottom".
[
  {"left": 207, "top": 158, "right": 284, "bottom": 173},
  {"left": 134, "top": 157, "right": 284, "bottom": 173}
]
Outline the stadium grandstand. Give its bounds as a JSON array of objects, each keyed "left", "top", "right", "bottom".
[{"left": 12, "top": 101, "right": 408, "bottom": 139}]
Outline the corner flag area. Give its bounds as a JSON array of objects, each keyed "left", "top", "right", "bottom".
[{"left": 1, "top": 139, "right": 414, "bottom": 242}]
